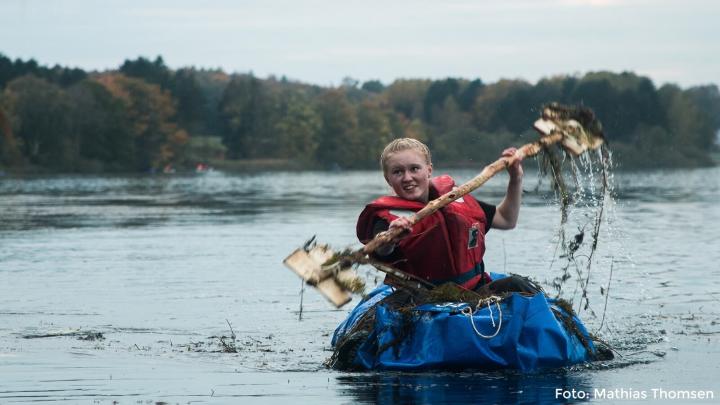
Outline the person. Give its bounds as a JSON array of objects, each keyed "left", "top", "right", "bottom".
[{"left": 356, "top": 138, "right": 541, "bottom": 295}]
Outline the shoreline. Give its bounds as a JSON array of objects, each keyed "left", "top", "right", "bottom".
[{"left": 1, "top": 158, "right": 718, "bottom": 176}]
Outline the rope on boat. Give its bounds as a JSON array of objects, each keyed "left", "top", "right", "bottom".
[{"left": 461, "top": 296, "right": 503, "bottom": 339}]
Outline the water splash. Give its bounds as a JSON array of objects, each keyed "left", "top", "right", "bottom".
[{"left": 537, "top": 144, "right": 629, "bottom": 325}]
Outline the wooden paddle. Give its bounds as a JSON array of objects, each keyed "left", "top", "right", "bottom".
[{"left": 284, "top": 103, "right": 605, "bottom": 307}]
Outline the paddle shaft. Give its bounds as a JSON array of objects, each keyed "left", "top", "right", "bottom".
[{"left": 361, "top": 132, "right": 563, "bottom": 255}]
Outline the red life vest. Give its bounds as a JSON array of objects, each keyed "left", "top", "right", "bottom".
[{"left": 356, "top": 175, "right": 492, "bottom": 290}]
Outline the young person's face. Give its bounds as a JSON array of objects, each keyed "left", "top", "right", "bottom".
[{"left": 384, "top": 149, "right": 433, "bottom": 203}]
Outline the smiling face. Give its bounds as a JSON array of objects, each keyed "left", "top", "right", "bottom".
[{"left": 384, "top": 149, "right": 433, "bottom": 203}]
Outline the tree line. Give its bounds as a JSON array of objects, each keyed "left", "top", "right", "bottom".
[{"left": 1, "top": 53, "right": 718, "bottom": 172}]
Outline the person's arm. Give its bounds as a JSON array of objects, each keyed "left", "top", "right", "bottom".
[{"left": 492, "top": 147, "right": 523, "bottom": 230}]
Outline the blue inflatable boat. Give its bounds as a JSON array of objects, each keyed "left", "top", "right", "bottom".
[{"left": 330, "top": 273, "right": 607, "bottom": 371}]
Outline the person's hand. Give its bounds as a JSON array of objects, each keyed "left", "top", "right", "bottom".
[
  {"left": 502, "top": 147, "right": 523, "bottom": 181},
  {"left": 388, "top": 216, "right": 413, "bottom": 241}
]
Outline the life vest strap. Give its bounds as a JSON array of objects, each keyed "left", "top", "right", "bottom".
[{"left": 431, "top": 261, "right": 485, "bottom": 286}]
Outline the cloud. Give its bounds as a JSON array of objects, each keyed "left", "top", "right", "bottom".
[
  {"left": 2, "top": 0, "right": 717, "bottom": 87},
  {"left": 558, "top": 0, "right": 623, "bottom": 6}
]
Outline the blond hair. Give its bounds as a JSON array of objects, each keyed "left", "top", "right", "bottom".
[{"left": 380, "top": 138, "right": 432, "bottom": 173}]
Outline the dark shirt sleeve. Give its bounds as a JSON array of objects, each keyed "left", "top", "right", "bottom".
[
  {"left": 371, "top": 218, "right": 392, "bottom": 257},
  {"left": 372, "top": 218, "right": 389, "bottom": 236},
  {"left": 477, "top": 200, "right": 496, "bottom": 233}
]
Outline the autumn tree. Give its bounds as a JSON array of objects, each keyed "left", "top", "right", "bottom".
[
  {"left": 95, "top": 74, "right": 188, "bottom": 170},
  {"left": 1, "top": 54, "right": 719, "bottom": 171},
  {"left": 0, "top": 106, "right": 22, "bottom": 166}
]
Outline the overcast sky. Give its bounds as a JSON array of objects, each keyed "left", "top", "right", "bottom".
[{"left": 1, "top": 0, "right": 718, "bottom": 88}]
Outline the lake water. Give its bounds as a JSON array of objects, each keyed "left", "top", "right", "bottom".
[{"left": 1, "top": 166, "right": 719, "bottom": 404}]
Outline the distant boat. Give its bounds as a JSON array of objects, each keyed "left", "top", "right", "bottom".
[{"left": 195, "top": 163, "right": 213, "bottom": 173}]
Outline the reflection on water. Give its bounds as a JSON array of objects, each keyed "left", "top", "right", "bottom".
[
  {"left": 336, "top": 370, "right": 594, "bottom": 404},
  {"left": 1, "top": 167, "right": 719, "bottom": 403}
]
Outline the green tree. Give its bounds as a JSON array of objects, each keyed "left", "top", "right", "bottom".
[
  {"left": 274, "top": 95, "right": 321, "bottom": 162},
  {"left": 0, "top": 54, "right": 13, "bottom": 88},
  {"left": 315, "top": 89, "right": 359, "bottom": 168},
  {"left": 684, "top": 85, "right": 720, "bottom": 150},
  {"left": 120, "top": 56, "right": 172, "bottom": 90},
  {"left": 423, "top": 78, "right": 460, "bottom": 123},
  {"left": 173, "top": 68, "right": 207, "bottom": 133},
  {"left": 457, "top": 79, "right": 484, "bottom": 111},
  {"left": 66, "top": 79, "right": 134, "bottom": 170},
  {"left": 361, "top": 80, "right": 385, "bottom": 93},
  {"left": 472, "top": 79, "right": 531, "bottom": 133},
  {"left": 433, "top": 128, "right": 516, "bottom": 165},
  {"left": 355, "top": 100, "right": 394, "bottom": 166},
  {"left": 219, "top": 74, "right": 278, "bottom": 159},
  {"left": 386, "top": 79, "right": 431, "bottom": 120},
  {"left": 0, "top": 53, "right": 86, "bottom": 89},
  {"left": 192, "top": 69, "right": 232, "bottom": 136},
  {"left": 185, "top": 136, "right": 227, "bottom": 164},
  {"left": 3, "top": 75, "right": 77, "bottom": 169}
]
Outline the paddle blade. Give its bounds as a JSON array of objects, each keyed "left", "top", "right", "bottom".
[
  {"left": 533, "top": 103, "right": 605, "bottom": 156},
  {"left": 283, "top": 245, "right": 355, "bottom": 308}
]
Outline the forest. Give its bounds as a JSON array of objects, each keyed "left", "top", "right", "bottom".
[{"left": 1, "top": 53, "right": 718, "bottom": 173}]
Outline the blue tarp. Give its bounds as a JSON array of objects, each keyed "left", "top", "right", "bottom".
[{"left": 332, "top": 274, "right": 597, "bottom": 372}]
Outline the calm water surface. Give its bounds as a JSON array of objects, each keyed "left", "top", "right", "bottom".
[{"left": 1, "top": 167, "right": 718, "bottom": 404}]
